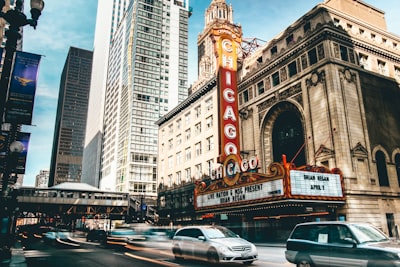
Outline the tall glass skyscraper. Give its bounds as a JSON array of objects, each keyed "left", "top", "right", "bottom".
[
  {"left": 49, "top": 47, "right": 93, "bottom": 186},
  {"left": 83, "top": 0, "right": 189, "bottom": 199}
]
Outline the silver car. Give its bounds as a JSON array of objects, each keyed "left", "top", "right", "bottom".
[{"left": 172, "top": 225, "right": 258, "bottom": 265}]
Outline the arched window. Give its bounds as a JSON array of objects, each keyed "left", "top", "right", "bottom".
[
  {"left": 376, "top": 150, "right": 389, "bottom": 186},
  {"left": 395, "top": 153, "right": 400, "bottom": 186},
  {"left": 272, "top": 110, "right": 306, "bottom": 167}
]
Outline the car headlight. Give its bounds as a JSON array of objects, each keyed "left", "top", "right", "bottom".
[
  {"left": 251, "top": 244, "right": 257, "bottom": 251},
  {"left": 218, "top": 246, "right": 231, "bottom": 253}
]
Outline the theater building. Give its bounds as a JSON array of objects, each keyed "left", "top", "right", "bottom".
[{"left": 156, "top": 0, "right": 400, "bottom": 242}]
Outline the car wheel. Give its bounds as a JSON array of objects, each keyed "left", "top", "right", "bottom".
[
  {"left": 172, "top": 246, "right": 184, "bottom": 261},
  {"left": 207, "top": 248, "right": 219, "bottom": 264},
  {"left": 296, "top": 256, "right": 314, "bottom": 267}
]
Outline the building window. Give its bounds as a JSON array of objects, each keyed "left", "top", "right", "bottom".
[
  {"left": 205, "top": 97, "right": 213, "bottom": 111},
  {"left": 333, "top": 18, "right": 340, "bottom": 27},
  {"left": 270, "top": 45, "right": 277, "bottom": 56},
  {"left": 176, "top": 118, "right": 182, "bottom": 130},
  {"left": 195, "top": 122, "right": 201, "bottom": 135},
  {"left": 206, "top": 136, "right": 214, "bottom": 151},
  {"left": 176, "top": 134, "right": 182, "bottom": 146},
  {"left": 185, "top": 168, "right": 191, "bottom": 182},
  {"left": 359, "top": 53, "right": 369, "bottom": 69},
  {"left": 347, "top": 23, "right": 352, "bottom": 31},
  {"left": 288, "top": 60, "right": 297, "bottom": 77},
  {"left": 195, "top": 142, "right": 202, "bottom": 156},
  {"left": 340, "top": 45, "right": 349, "bottom": 61},
  {"left": 185, "top": 147, "right": 191, "bottom": 161},
  {"left": 206, "top": 116, "right": 213, "bottom": 129},
  {"left": 359, "top": 28, "right": 364, "bottom": 35},
  {"left": 168, "top": 124, "right": 173, "bottom": 134},
  {"left": 195, "top": 164, "right": 202, "bottom": 179},
  {"left": 168, "top": 139, "right": 173, "bottom": 149},
  {"left": 303, "top": 22, "right": 311, "bottom": 33},
  {"left": 395, "top": 66, "right": 400, "bottom": 80},
  {"left": 378, "top": 60, "right": 387, "bottom": 75},
  {"left": 176, "top": 171, "right": 181, "bottom": 184},
  {"left": 371, "top": 33, "right": 376, "bottom": 40},
  {"left": 376, "top": 150, "right": 389, "bottom": 187},
  {"left": 243, "top": 90, "right": 249, "bottom": 102},
  {"left": 272, "top": 71, "right": 280, "bottom": 86},
  {"left": 176, "top": 151, "right": 182, "bottom": 165},
  {"left": 168, "top": 174, "right": 172, "bottom": 187},
  {"left": 257, "top": 81, "right": 264, "bottom": 95},
  {"left": 395, "top": 153, "right": 400, "bottom": 187},
  {"left": 286, "top": 34, "right": 294, "bottom": 45},
  {"left": 206, "top": 159, "right": 214, "bottom": 177},
  {"left": 185, "top": 112, "right": 190, "bottom": 125},
  {"left": 195, "top": 105, "right": 201, "bottom": 118},
  {"left": 308, "top": 48, "right": 318, "bottom": 65},
  {"left": 185, "top": 128, "right": 191, "bottom": 140}
]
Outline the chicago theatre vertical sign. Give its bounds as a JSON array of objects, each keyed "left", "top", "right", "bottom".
[{"left": 213, "top": 26, "right": 242, "bottom": 165}]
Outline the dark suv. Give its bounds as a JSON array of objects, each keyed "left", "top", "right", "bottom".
[
  {"left": 86, "top": 229, "right": 107, "bottom": 243},
  {"left": 285, "top": 221, "right": 400, "bottom": 267}
]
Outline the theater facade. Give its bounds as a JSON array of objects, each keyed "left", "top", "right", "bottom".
[{"left": 156, "top": 0, "right": 400, "bottom": 242}]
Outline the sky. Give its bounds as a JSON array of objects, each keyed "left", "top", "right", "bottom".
[{"left": 20, "top": 0, "right": 400, "bottom": 186}]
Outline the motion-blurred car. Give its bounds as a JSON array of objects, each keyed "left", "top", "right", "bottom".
[
  {"left": 43, "top": 229, "right": 70, "bottom": 244},
  {"left": 172, "top": 225, "right": 258, "bottom": 265},
  {"left": 86, "top": 229, "right": 107, "bottom": 243},
  {"left": 285, "top": 221, "right": 400, "bottom": 267},
  {"left": 107, "top": 228, "right": 144, "bottom": 246}
]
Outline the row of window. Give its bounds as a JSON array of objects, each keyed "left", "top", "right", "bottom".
[
  {"left": 240, "top": 44, "right": 325, "bottom": 104},
  {"left": 161, "top": 158, "right": 215, "bottom": 187}
]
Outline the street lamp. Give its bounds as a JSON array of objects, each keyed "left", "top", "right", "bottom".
[{"left": 0, "top": 0, "right": 44, "bottom": 261}]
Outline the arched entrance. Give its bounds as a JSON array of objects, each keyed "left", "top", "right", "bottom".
[
  {"left": 272, "top": 110, "right": 306, "bottom": 167},
  {"left": 262, "top": 102, "right": 306, "bottom": 168}
]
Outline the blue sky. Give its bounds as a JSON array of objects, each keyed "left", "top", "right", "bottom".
[{"left": 20, "top": 0, "right": 400, "bottom": 186}]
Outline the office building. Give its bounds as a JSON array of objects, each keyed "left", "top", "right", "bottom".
[
  {"left": 99, "top": 0, "right": 190, "bottom": 200},
  {"left": 49, "top": 47, "right": 93, "bottom": 186},
  {"left": 82, "top": 0, "right": 129, "bottom": 187}
]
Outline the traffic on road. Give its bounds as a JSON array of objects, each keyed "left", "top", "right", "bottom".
[{"left": 17, "top": 223, "right": 294, "bottom": 267}]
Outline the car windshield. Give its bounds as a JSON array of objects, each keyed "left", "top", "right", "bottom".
[
  {"left": 349, "top": 224, "right": 389, "bottom": 243},
  {"left": 203, "top": 227, "right": 238, "bottom": 239}
]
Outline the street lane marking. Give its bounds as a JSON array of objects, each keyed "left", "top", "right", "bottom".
[{"left": 125, "top": 252, "right": 180, "bottom": 267}]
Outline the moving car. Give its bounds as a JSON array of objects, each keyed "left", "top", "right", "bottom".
[
  {"left": 107, "top": 228, "right": 144, "bottom": 246},
  {"left": 172, "top": 225, "right": 258, "bottom": 265},
  {"left": 285, "top": 221, "right": 400, "bottom": 267},
  {"left": 86, "top": 229, "right": 107, "bottom": 243}
]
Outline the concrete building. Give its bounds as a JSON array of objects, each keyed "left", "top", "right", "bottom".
[
  {"left": 82, "top": 0, "right": 129, "bottom": 188},
  {"left": 99, "top": 0, "right": 190, "bottom": 200},
  {"left": 156, "top": 0, "right": 400, "bottom": 241},
  {"left": 35, "top": 169, "right": 49, "bottom": 188},
  {"left": 49, "top": 47, "right": 93, "bottom": 186}
]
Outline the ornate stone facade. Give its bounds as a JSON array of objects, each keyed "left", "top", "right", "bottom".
[{"left": 238, "top": 0, "right": 400, "bottom": 235}]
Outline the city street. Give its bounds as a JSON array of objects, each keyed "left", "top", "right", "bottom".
[{"left": 22, "top": 238, "right": 295, "bottom": 267}]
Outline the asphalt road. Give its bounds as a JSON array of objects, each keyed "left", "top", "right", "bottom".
[{"left": 22, "top": 237, "right": 295, "bottom": 267}]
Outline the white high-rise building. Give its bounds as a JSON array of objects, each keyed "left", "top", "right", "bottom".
[
  {"left": 82, "top": 0, "right": 132, "bottom": 187},
  {"left": 94, "top": 0, "right": 190, "bottom": 198}
]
